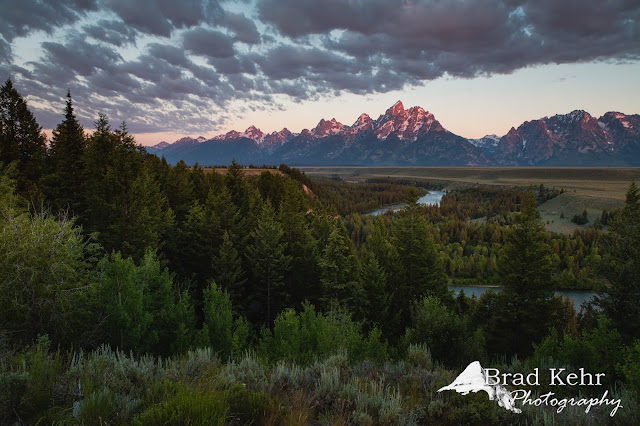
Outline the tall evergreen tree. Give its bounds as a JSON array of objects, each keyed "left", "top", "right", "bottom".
[
  {"left": 166, "top": 160, "right": 194, "bottom": 222},
  {"left": 213, "top": 230, "right": 247, "bottom": 310},
  {"left": 488, "top": 191, "right": 555, "bottom": 355},
  {"left": 226, "top": 159, "right": 249, "bottom": 213},
  {"left": 48, "top": 90, "right": 86, "bottom": 214},
  {"left": 83, "top": 114, "right": 118, "bottom": 236},
  {"left": 392, "top": 188, "right": 447, "bottom": 331},
  {"left": 119, "top": 162, "right": 174, "bottom": 261},
  {"left": 319, "top": 221, "right": 361, "bottom": 311},
  {"left": 598, "top": 181, "right": 640, "bottom": 343},
  {"left": 279, "top": 179, "right": 320, "bottom": 307},
  {"left": 0, "top": 79, "right": 46, "bottom": 196},
  {"left": 245, "top": 200, "right": 291, "bottom": 324}
]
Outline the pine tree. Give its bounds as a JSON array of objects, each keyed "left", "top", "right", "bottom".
[
  {"left": 598, "top": 181, "right": 640, "bottom": 342},
  {"left": 0, "top": 79, "right": 46, "bottom": 196},
  {"left": 279, "top": 179, "right": 320, "bottom": 307},
  {"left": 226, "top": 159, "right": 249, "bottom": 213},
  {"left": 392, "top": 188, "right": 447, "bottom": 331},
  {"left": 48, "top": 90, "right": 86, "bottom": 214},
  {"left": 166, "top": 160, "right": 194, "bottom": 222},
  {"left": 497, "top": 191, "right": 554, "bottom": 300},
  {"left": 488, "top": 191, "right": 555, "bottom": 355},
  {"left": 319, "top": 221, "right": 361, "bottom": 310},
  {"left": 359, "top": 249, "right": 389, "bottom": 327},
  {"left": 245, "top": 200, "right": 291, "bottom": 324},
  {"left": 213, "top": 230, "right": 247, "bottom": 310},
  {"left": 119, "top": 163, "right": 174, "bottom": 261},
  {"left": 83, "top": 113, "right": 118, "bottom": 236}
]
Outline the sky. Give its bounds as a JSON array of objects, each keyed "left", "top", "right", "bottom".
[{"left": 1, "top": 0, "right": 639, "bottom": 146}]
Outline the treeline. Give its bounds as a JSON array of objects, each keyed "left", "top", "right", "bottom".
[
  {"left": 2, "top": 79, "right": 640, "bottom": 424},
  {"left": 342, "top": 186, "right": 604, "bottom": 289}
]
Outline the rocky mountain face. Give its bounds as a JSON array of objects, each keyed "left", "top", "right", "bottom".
[
  {"left": 150, "top": 103, "right": 639, "bottom": 167},
  {"left": 494, "top": 111, "right": 640, "bottom": 166}
]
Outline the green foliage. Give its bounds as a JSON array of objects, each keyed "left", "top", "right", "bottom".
[
  {"left": 47, "top": 91, "right": 86, "bottom": 214},
  {"left": 246, "top": 200, "right": 291, "bottom": 323},
  {"left": 258, "top": 303, "right": 387, "bottom": 365},
  {"left": 73, "top": 387, "right": 141, "bottom": 424},
  {"left": 599, "top": 181, "right": 640, "bottom": 342},
  {"left": 0, "top": 201, "right": 92, "bottom": 346},
  {"left": 622, "top": 340, "right": 640, "bottom": 393},
  {"left": 95, "top": 251, "right": 194, "bottom": 355},
  {"left": 572, "top": 209, "right": 589, "bottom": 225},
  {"left": 390, "top": 189, "right": 447, "bottom": 332},
  {"left": 212, "top": 230, "right": 247, "bottom": 310},
  {"left": 201, "top": 282, "right": 249, "bottom": 359},
  {"left": 319, "top": 221, "right": 361, "bottom": 310},
  {"left": 0, "top": 79, "right": 46, "bottom": 196},
  {"left": 532, "top": 315, "right": 623, "bottom": 385},
  {"left": 487, "top": 191, "right": 556, "bottom": 356},
  {"left": 133, "top": 387, "right": 228, "bottom": 425},
  {"left": 407, "top": 296, "right": 485, "bottom": 367}
]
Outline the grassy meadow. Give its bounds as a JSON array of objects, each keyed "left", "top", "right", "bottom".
[{"left": 302, "top": 167, "right": 640, "bottom": 234}]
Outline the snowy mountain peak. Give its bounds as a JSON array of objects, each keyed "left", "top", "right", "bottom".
[
  {"left": 386, "top": 100, "right": 405, "bottom": 116},
  {"left": 354, "top": 113, "right": 371, "bottom": 125},
  {"left": 312, "top": 118, "right": 344, "bottom": 137},
  {"left": 566, "top": 110, "right": 592, "bottom": 122},
  {"left": 242, "top": 125, "right": 265, "bottom": 143}
]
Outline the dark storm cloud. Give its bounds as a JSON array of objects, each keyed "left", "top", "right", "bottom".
[
  {"left": 0, "top": 0, "right": 96, "bottom": 42},
  {"left": 183, "top": 27, "right": 236, "bottom": 58},
  {"left": 0, "top": 38, "right": 11, "bottom": 65},
  {"left": 104, "top": 0, "right": 222, "bottom": 37},
  {"left": 147, "top": 43, "right": 190, "bottom": 67},
  {"left": 40, "top": 37, "right": 123, "bottom": 77},
  {"left": 219, "top": 12, "right": 261, "bottom": 44},
  {"left": 257, "top": 0, "right": 640, "bottom": 85},
  {"left": 208, "top": 56, "right": 257, "bottom": 75},
  {"left": 251, "top": 44, "right": 355, "bottom": 80},
  {"left": 83, "top": 20, "right": 138, "bottom": 46},
  {"left": 3, "top": 0, "right": 639, "bottom": 137},
  {"left": 120, "top": 54, "right": 183, "bottom": 81}
]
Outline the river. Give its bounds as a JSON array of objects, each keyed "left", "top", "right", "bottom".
[
  {"left": 449, "top": 285, "right": 597, "bottom": 310},
  {"left": 366, "top": 190, "right": 446, "bottom": 216}
]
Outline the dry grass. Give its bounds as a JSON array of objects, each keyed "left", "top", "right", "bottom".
[
  {"left": 202, "top": 167, "right": 284, "bottom": 176},
  {"left": 300, "top": 167, "right": 640, "bottom": 200},
  {"left": 537, "top": 192, "right": 624, "bottom": 234}
]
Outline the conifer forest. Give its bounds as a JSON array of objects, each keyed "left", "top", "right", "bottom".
[{"left": 1, "top": 80, "right": 640, "bottom": 424}]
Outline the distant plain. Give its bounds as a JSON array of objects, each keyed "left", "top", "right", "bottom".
[{"left": 301, "top": 167, "right": 640, "bottom": 234}]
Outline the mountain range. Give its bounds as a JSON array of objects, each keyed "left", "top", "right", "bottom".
[{"left": 148, "top": 101, "right": 640, "bottom": 166}]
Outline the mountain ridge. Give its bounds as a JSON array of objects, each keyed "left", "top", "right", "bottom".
[{"left": 149, "top": 102, "right": 640, "bottom": 166}]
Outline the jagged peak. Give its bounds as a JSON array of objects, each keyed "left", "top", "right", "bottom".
[
  {"left": 352, "top": 113, "right": 372, "bottom": 127},
  {"left": 386, "top": 100, "right": 404, "bottom": 116},
  {"left": 563, "top": 110, "right": 592, "bottom": 122},
  {"left": 312, "top": 117, "right": 344, "bottom": 136}
]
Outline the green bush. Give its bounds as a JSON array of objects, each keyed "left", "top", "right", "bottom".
[
  {"left": 259, "top": 303, "right": 387, "bottom": 365},
  {"left": 133, "top": 388, "right": 228, "bottom": 425}
]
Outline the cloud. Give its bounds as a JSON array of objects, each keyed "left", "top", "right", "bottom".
[
  {"left": 0, "top": 0, "right": 96, "bottom": 42},
  {"left": 83, "top": 20, "right": 138, "bottom": 46},
  {"left": 257, "top": 0, "right": 640, "bottom": 83},
  {"left": 2, "top": 0, "right": 639, "bottom": 139},
  {"left": 39, "top": 37, "right": 123, "bottom": 77},
  {"left": 183, "top": 27, "right": 236, "bottom": 58},
  {"left": 219, "top": 12, "right": 261, "bottom": 44},
  {"left": 104, "top": 0, "right": 222, "bottom": 37},
  {"left": 0, "top": 38, "right": 11, "bottom": 65}
]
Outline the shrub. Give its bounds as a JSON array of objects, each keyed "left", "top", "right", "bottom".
[{"left": 133, "top": 388, "right": 228, "bottom": 425}]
